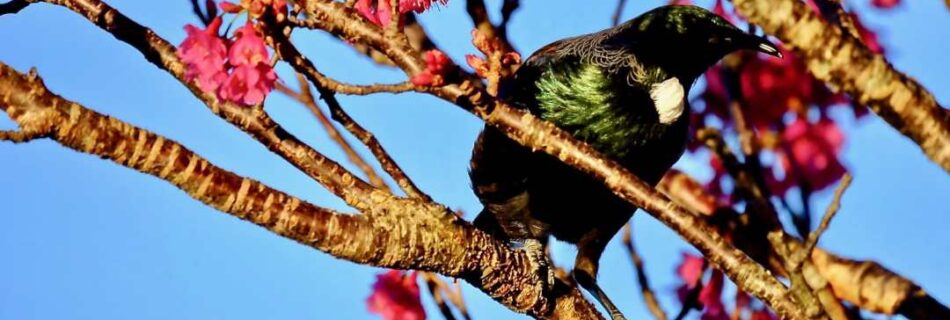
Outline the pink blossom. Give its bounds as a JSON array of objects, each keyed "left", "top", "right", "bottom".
[
  {"left": 411, "top": 50, "right": 451, "bottom": 86},
  {"left": 674, "top": 253, "right": 728, "bottom": 319},
  {"left": 778, "top": 117, "right": 847, "bottom": 193},
  {"left": 356, "top": 0, "right": 448, "bottom": 27},
  {"left": 178, "top": 16, "right": 228, "bottom": 93},
  {"left": 699, "top": 271, "right": 728, "bottom": 320},
  {"left": 677, "top": 252, "right": 705, "bottom": 286},
  {"left": 219, "top": 64, "right": 276, "bottom": 106},
  {"left": 211, "top": 22, "right": 277, "bottom": 106},
  {"left": 871, "top": 0, "right": 900, "bottom": 9},
  {"left": 229, "top": 23, "right": 270, "bottom": 67},
  {"left": 401, "top": 0, "right": 449, "bottom": 13},
  {"left": 366, "top": 270, "right": 426, "bottom": 320},
  {"left": 710, "top": 0, "right": 733, "bottom": 23},
  {"left": 675, "top": 252, "right": 705, "bottom": 302}
]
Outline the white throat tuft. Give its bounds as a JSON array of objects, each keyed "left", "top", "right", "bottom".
[{"left": 649, "top": 77, "right": 685, "bottom": 124}]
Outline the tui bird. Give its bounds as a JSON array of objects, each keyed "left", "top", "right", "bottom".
[{"left": 469, "top": 5, "right": 781, "bottom": 319}]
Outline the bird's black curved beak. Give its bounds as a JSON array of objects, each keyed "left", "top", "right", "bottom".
[{"left": 748, "top": 36, "right": 782, "bottom": 58}]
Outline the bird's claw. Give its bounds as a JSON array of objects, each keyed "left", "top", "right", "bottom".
[{"left": 522, "top": 239, "right": 555, "bottom": 292}]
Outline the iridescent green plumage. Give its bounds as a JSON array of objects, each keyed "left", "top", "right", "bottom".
[
  {"left": 469, "top": 5, "right": 781, "bottom": 319},
  {"left": 534, "top": 61, "right": 673, "bottom": 158}
]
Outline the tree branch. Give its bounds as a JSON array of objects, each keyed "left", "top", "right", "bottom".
[
  {"left": 622, "top": 223, "right": 667, "bottom": 320},
  {"left": 274, "top": 78, "right": 389, "bottom": 189},
  {"left": 660, "top": 171, "right": 950, "bottom": 319},
  {"left": 733, "top": 0, "right": 950, "bottom": 173},
  {"left": 297, "top": 1, "right": 807, "bottom": 318},
  {"left": 0, "top": 61, "right": 604, "bottom": 319},
  {"left": 267, "top": 31, "right": 431, "bottom": 201},
  {"left": 25, "top": 0, "right": 390, "bottom": 211}
]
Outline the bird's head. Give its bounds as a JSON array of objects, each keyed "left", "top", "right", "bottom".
[{"left": 612, "top": 5, "right": 781, "bottom": 82}]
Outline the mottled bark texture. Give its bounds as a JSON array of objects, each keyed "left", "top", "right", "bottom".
[
  {"left": 0, "top": 63, "right": 603, "bottom": 319},
  {"left": 733, "top": 0, "right": 950, "bottom": 173}
]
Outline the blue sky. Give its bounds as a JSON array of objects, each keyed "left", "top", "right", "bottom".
[{"left": 0, "top": 1, "right": 947, "bottom": 319}]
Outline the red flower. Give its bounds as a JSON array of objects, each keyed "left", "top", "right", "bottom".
[
  {"left": 778, "top": 117, "right": 847, "bottom": 193},
  {"left": 710, "top": 0, "right": 733, "bottom": 23},
  {"left": 366, "top": 270, "right": 426, "bottom": 320},
  {"left": 178, "top": 16, "right": 229, "bottom": 94},
  {"left": 871, "top": 0, "right": 900, "bottom": 9},
  {"left": 674, "top": 253, "right": 728, "bottom": 320},
  {"left": 219, "top": 64, "right": 277, "bottom": 106},
  {"left": 699, "top": 271, "right": 728, "bottom": 320},
  {"left": 228, "top": 23, "right": 270, "bottom": 67},
  {"left": 401, "top": 0, "right": 449, "bottom": 13},
  {"left": 411, "top": 49, "right": 451, "bottom": 86},
  {"left": 738, "top": 50, "right": 847, "bottom": 128},
  {"left": 217, "top": 22, "right": 276, "bottom": 106},
  {"left": 356, "top": 0, "right": 448, "bottom": 27}
]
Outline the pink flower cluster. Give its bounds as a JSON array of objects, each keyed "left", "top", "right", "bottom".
[
  {"left": 366, "top": 270, "right": 426, "bottom": 320},
  {"left": 695, "top": 0, "right": 888, "bottom": 197},
  {"left": 356, "top": 0, "right": 449, "bottom": 27},
  {"left": 675, "top": 253, "right": 779, "bottom": 320},
  {"left": 412, "top": 49, "right": 451, "bottom": 86},
  {"left": 177, "top": 18, "right": 276, "bottom": 106},
  {"left": 773, "top": 118, "right": 847, "bottom": 194}
]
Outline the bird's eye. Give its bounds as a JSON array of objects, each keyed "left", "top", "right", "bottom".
[{"left": 722, "top": 37, "right": 733, "bottom": 43}]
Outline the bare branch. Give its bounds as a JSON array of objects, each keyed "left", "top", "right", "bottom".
[
  {"left": 611, "top": 0, "right": 627, "bottom": 26},
  {"left": 275, "top": 78, "right": 389, "bottom": 189},
  {"left": 268, "top": 29, "right": 431, "bottom": 201},
  {"left": 792, "top": 174, "right": 853, "bottom": 272},
  {"left": 622, "top": 223, "right": 667, "bottom": 320},
  {"left": 733, "top": 0, "right": 950, "bottom": 173}
]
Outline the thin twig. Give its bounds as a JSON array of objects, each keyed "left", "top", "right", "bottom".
[
  {"left": 0, "top": 128, "right": 49, "bottom": 143},
  {"left": 611, "top": 0, "right": 627, "bottom": 26},
  {"left": 793, "top": 174, "right": 852, "bottom": 271},
  {"left": 268, "top": 26, "right": 431, "bottom": 201},
  {"left": 274, "top": 76, "right": 390, "bottom": 189},
  {"left": 622, "top": 223, "right": 667, "bottom": 320},
  {"left": 422, "top": 273, "right": 459, "bottom": 320}
]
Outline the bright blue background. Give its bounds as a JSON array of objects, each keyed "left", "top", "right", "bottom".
[{"left": 1, "top": 1, "right": 947, "bottom": 319}]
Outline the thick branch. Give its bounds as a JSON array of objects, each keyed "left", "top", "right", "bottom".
[
  {"left": 26, "top": 0, "right": 387, "bottom": 210},
  {"left": 0, "top": 62, "right": 602, "bottom": 319},
  {"left": 733, "top": 0, "right": 950, "bottom": 173}
]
